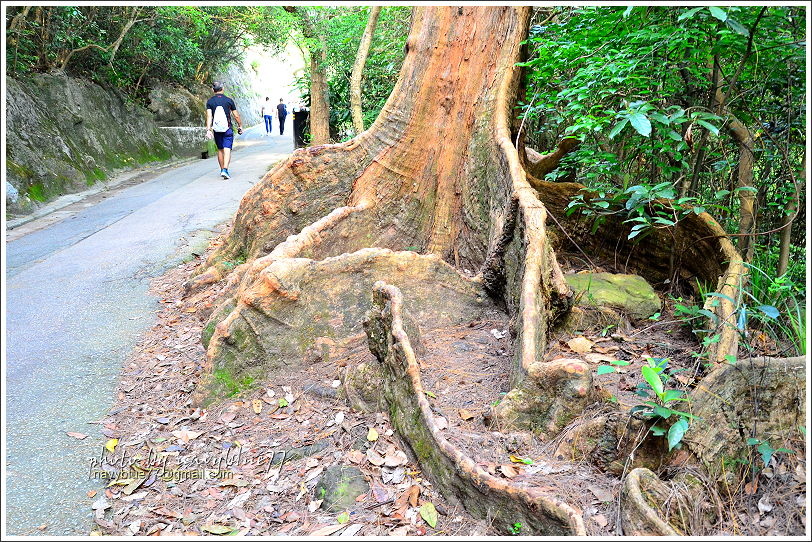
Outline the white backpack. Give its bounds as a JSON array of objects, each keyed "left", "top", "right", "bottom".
[{"left": 212, "top": 105, "right": 229, "bottom": 132}]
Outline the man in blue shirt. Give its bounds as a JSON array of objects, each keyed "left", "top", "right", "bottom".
[{"left": 205, "top": 81, "right": 243, "bottom": 179}]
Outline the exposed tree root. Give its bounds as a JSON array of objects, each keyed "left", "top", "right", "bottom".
[
  {"left": 183, "top": 6, "right": 802, "bottom": 536},
  {"left": 363, "top": 282, "right": 586, "bottom": 535}
]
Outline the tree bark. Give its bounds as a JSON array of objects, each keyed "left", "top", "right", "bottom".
[
  {"left": 286, "top": 7, "right": 331, "bottom": 145},
  {"left": 187, "top": 6, "right": 748, "bottom": 533},
  {"left": 524, "top": 137, "right": 580, "bottom": 181},
  {"left": 777, "top": 154, "right": 803, "bottom": 275},
  {"left": 350, "top": 6, "right": 381, "bottom": 135},
  {"left": 711, "top": 55, "right": 756, "bottom": 261}
]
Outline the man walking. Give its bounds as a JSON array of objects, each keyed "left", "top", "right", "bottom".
[
  {"left": 205, "top": 81, "right": 243, "bottom": 179},
  {"left": 261, "top": 97, "right": 273, "bottom": 136},
  {"left": 276, "top": 98, "right": 288, "bottom": 135}
]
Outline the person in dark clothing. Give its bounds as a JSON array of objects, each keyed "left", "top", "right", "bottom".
[
  {"left": 292, "top": 105, "right": 309, "bottom": 148},
  {"left": 205, "top": 81, "right": 243, "bottom": 179},
  {"left": 276, "top": 99, "right": 288, "bottom": 135}
]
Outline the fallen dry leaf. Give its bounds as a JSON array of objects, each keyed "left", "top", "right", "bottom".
[
  {"left": 171, "top": 429, "right": 201, "bottom": 443},
  {"left": 588, "top": 485, "right": 613, "bottom": 502},
  {"left": 66, "top": 432, "right": 89, "bottom": 440},
  {"left": 458, "top": 409, "right": 475, "bottom": 421},
  {"left": 252, "top": 400, "right": 262, "bottom": 414},
  {"left": 406, "top": 485, "right": 420, "bottom": 507},
  {"left": 567, "top": 337, "right": 594, "bottom": 353},
  {"left": 346, "top": 450, "right": 364, "bottom": 464},
  {"left": 366, "top": 449, "right": 386, "bottom": 466},
  {"left": 583, "top": 353, "right": 617, "bottom": 364},
  {"left": 384, "top": 450, "right": 408, "bottom": 467},
  {"left": 499, "top": 464, "right": 519, "bottom": 479},
  {"left": 367, "top": 427, "right": 379, "bottom": 442},
  {"left": 309, "top": 524, "right": 347, "bottom": 536}
]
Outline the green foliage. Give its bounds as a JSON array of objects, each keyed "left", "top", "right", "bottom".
[
  {"left": 746, "top": 437, "right": 793, "bottom": 469},
  {"left": 522, "top": 5, "right": 805, "bottom": 298},
  {"left": 6, "top": 6, "right": 291, "bottom": 103},
  {"left": 213, "top": 368, "right": 255, "bottom": 398},
  {"left": 628, "top": 357, "right": 696, "bottom": 450},
  {"left": 509, "top": 522, "right": 523, "bottom": 535},
  {"left": 284, "top": 6, "right": 409, "bottom": 140},
  {"left": 565, "top": 180, "right": 720, "bottom": 240},
  {"left": 733, "top": 262, "right": 806, "bottom": 356}
]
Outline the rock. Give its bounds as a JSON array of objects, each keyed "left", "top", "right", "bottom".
[
  {"left": 565, "top": 272, "right": 660, "bottom": 320},
  {"left": 313, "top": 466, "right": 369, "bottom": 512},
  {"left": 6, "top": 181, "right": 19, "bottom": 204},
  {"left": 6, "top": 73, "right": 176, "bottom": 215}
]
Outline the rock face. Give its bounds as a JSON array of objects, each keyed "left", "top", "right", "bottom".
[
  {"left": 212, "top": 63, "right": 263, "bottom": 128},
  {"left": 5, "top": 73, "right": 187, "bottom": 215},
  {"left": 313, "top": 466, "right": 369, "bottom": 512},
  {"left": 565, "top": 272, "right": 660, "bottom": 320},
  {"left": 147, "top": 82, "right": 208, "bottom": 127}
]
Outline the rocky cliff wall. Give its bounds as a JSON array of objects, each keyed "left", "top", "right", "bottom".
[
  {"left": 5, "top": 50, "right": 286, "bottom": 216},
  {"left": 5, "top": 73, "right": 202, "bottom": 216}
]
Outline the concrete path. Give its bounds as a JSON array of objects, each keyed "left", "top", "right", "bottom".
[{"left": 4, "top": 124, "right": 293, "bottom": 535}]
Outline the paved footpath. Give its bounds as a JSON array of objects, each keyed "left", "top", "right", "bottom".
[{"left": 4, "top": 125, "right": 292, "bottom": 535}]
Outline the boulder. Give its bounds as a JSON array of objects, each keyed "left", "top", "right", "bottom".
[
  {"left": 565, "top": 272, "right": 660, "bottom": 320},
  {"left": 314, "top": 466, "right": 369, "bottom": 512}
]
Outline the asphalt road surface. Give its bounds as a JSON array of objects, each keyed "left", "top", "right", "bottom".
[{"left": 4, "top": 123, "right": 293, "bottom": 535}]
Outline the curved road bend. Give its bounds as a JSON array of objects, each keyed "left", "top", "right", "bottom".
[{"left": 4, "top": 124, "right": 292, "bottom": 535}]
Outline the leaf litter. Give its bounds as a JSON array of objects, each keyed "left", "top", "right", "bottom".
[{"left": 91, "top": 224, "right": 492, "bottom": 537}]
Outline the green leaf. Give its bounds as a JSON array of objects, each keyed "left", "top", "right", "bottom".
[
  {"left": 653, "top": 406, "right": 673, "bottom": 419},
  {"left": 757, "top": 441, "right": 775, "bottom": 466},
  {"left": 746, "top": 437, "right": 761, "bottom": 446},
  {"left": 725, "top": 18, "right": 750, "bottom": 36},
  {"left": 677, "top": 7, "right": 704, "bottom": 21},
  {"left": 425, "top": 390, "right": 437, "bottom": 399},
  {"left": 649, "top": 112, "right": 670, "bottom": 125},
  {"left": 608, "top": 117, "right": 629, "bottom": 139},
  {"left": 597, "top": 365, "right": 616, "bottom": 375},
  {"left": 202, "top": 524, "right": 237, "bottom": 535},
  {"left": 420, "top": 502, "right": 438, "bottom": 528},
  {"left": 667, "top": 418, "right": 689, "bottom": 451},
  {"left": 641, "top": 366, "right": 664, "bottom": 397},
  {"left": 337, "top": 511, "right": 350, "bottom": 524},
  {"left": 278, "top": 398, "right": 289, "bottom": 408},
  {"left": 706, "top": 291, "right": 736, "bottom": 304},
  {"left": 757, "top": 305, "right": 780, "bottom": 319},
  {"left": 735, "top": 186, "right": 758, "bottom": 194},
  {"left": 694, "top": 119, "right": 720, "bottom": 136},
  {"left": 650, "top": 425, "right": 667, "bottom": 436},
  {"left": 708, "top": 6, "right": 728, "bottom": 22},
  {"left": 609, "top": 360, "right": 631, "bottom": 366},
  {"left": 628, "top": 112, "right": 652, "bottom": 137},
  {"left": 662, "top": 389, "right": 685, "bottom": 403}
]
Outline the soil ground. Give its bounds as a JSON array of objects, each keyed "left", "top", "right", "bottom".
[{"left": 94, "top": 227, "right": 806, "bottom": 536}]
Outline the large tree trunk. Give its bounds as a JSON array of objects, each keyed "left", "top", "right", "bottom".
[
  {"left": 286, "top": 7, "right": 331, "bottom": 144},
  {"left": 349, "top": 6, "right": 381, "bottom": 135},
  {"left": 308, "top": 47, "right": 331, "bottom": 144},
  {"left": 186, "top": 6, "right": 753, "bottom": 535}
]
